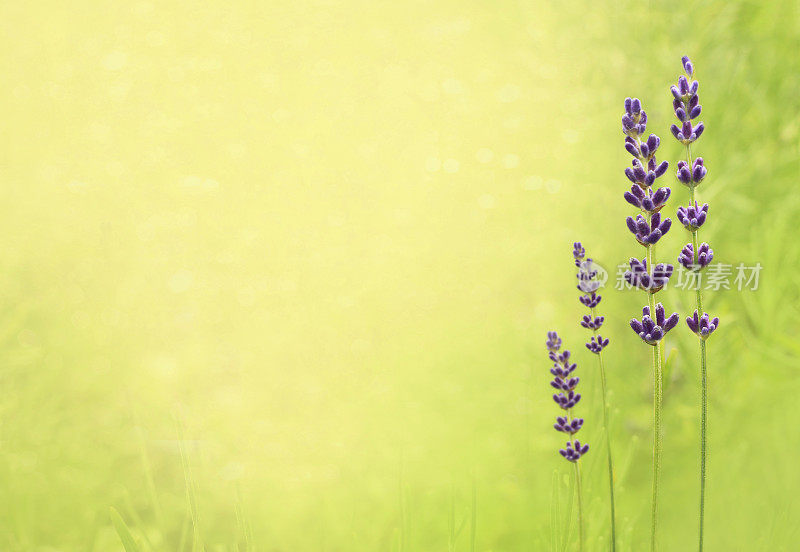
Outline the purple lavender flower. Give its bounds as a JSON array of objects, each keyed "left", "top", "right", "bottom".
[
  {"left": 678, "top": 242, "right": 714, "bottom": 270},
  {"left": 623, "top": 258, "right": 674, "bottom": 292},
  {"left": 549, "top": 348, "right": 575, "bottom": 374},
  {"left": 686, "top": 310, "right": 720, "bottom": 339},
  {"left": 624, "top": 158, "right": 669, "bottom": 187},
  {"left": 676, "top": 158, "right": 707, "bottom": 186},
  {"left": 682, "top": 55, "right": 694, "bottom": 77},
  {"left": 586, "top": 335, "right": 610, "bottom": 354},
  {"left": 624, "top": 185, "right": 671, "bottom": 213},
  {"left": 677, "top": 202, "right": 709, "bottom": 230},
  {"left": 626, "top": 212, "right": 672, "bottom": 245},
  {"left": 579, "top": 291, "right": 601, "bottom": 308},
  {"left": 559, "top": 440, "right": 590, "bottom": 463},
  {"left": 580, "top": 314, "right": 604, "bottom": 330},
  {"left": 547, "top": 333, "right": 588, "bottom": 464},
  {"left": 622, "top": 97, "right": 647, "bottom": 136},
  {"left": 669, "top": 58, "right": 704, "bottom": 146},
  {"left": 546, "top": 331, "right": 562, "bottom": 352},
  {"left": 629, "top": 304, "right": 679, "bottom": 346},
  {"left": 573, "top": 242, "right": 586, "bottom": 265},
  {"left": 576, "top": 259, "right": 601, "bottom": 293},
  {"left": 554, "top": 416, "right": 584, "bottom": 435},
  {"left": 553, "top": 389, "right": 582, "bottom": 410},
  {"left": 671, "top": 56, "right": 717, "bottom": 552}
]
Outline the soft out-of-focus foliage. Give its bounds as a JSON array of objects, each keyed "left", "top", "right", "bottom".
[{"left": 0, "top": 0, "right": 798, "bottom": 550}]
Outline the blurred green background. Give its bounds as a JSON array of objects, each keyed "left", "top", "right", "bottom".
[{"left": 1, "top": 0, "right": 798, "bottom": 550}]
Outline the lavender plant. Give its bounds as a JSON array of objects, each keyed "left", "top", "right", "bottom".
[
  {"left": 548, "top": 332, "right": 589, "bottom": 551},
  {"left": 621, "top": 97, "right": 678, "bottom": 551},
  {"left": 573, "top": 243, "right": 616, "bottom": 551},
  {"left": 669, "top": 56, "right": 720, "bottom": 552}
]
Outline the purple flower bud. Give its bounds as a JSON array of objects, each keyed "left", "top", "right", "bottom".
[
  {"left": 622, "top": 114, "right": 635, "bottom": 131},
  {"left": 676, "top": 160, "right": 692, "bottom": 184},
  {"left": 647, "top": 134, "right": 660, "bottom": 153},
  {"left": 694, "top": 122, "right": 705, "bottom": 139},
  {"left": 671, "top": 86, "right": 682, "bottom": 100},
  {"left": 689, "top": 105, "right": 702, "bottom": 119},
  {"left": 631, "top": 98, "right": 641, "bottom": 114},
  {"left": 692, "top": 157, "right": 707, "bottom": 183},
  {"left": 678, "top": 75, "right": 690, "bottom": 95},
  {"left": 682, "top": 56, "right": 694, "bottom": 77}
]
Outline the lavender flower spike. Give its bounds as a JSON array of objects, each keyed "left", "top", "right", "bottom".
[
  {"left": 547, "top": 332, "right": 589, "bottom": 548},
  {"left": 546, "top": 330, "right": 562, "bottom": 352},
  {"left": 621, "top": 95, "right": 674, "bottom": 551},
  {"left": 572, "top": 243, "right": 617, "bottom": 550},
  {"left": 670, "top": 56, "right": 719, "bottom": 552}
]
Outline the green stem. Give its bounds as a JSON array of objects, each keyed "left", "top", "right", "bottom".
[
  {"left": 574, "top": 461, "right": 584, "bottom": 552},
  {"left": 687, "top": 144, "right": 708, "bottom": 552},
  {"left": 651, "top": 340, "right": 663, "bottom": 552},
  {"left": 591, "top": 307, "right": 617, "bottom": 552},
  {"left": 698, "top": 338, "right": 707, "bottom": 552},
  {"left": 645, "top": 243, "right": 662, "bottom": 552}
]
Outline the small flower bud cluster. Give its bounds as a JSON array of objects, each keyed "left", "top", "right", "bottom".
[
  {"left": 573, "top": 242, "right": 610, "bottom": 354},
  {"left": 547, "top": 332, "right": 589, "bottom": 463},
  {"left": 624, "top": 258, "right": 674, "bottom": 293},
  {"left": 686, "top": 312, "right": 720, "bottom": 339},
  {"left": 670, "top": 57, "right": 705, "bottom": 145},
  {"left": 676, "top": 202, "right": 708, "bottom": 231},
  {"left": 629, "top": 304, "right": 679, "bottom": 346},
  {"left": 678, "top": 243, "right": 714, "bottom": 270},
  {"left": 626, "top": 212, "right": 672, "bottom": 246}
]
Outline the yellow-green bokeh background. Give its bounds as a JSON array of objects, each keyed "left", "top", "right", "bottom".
[{"left": 1, "top": 1, "right": 799, "bottom": 550}]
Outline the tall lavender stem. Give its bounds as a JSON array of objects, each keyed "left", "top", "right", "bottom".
[
  {"left": 671, "top": 56, "right": 720, "bottom": 552},
  {"left": 574, "top": 243, "right": 616, "bottom": 551},
  {"left": 548, "top": 332, "right": 589, "bottom": 551},
  {"left": 621, "top": 98, "right": 678, "bottom": 551}
]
